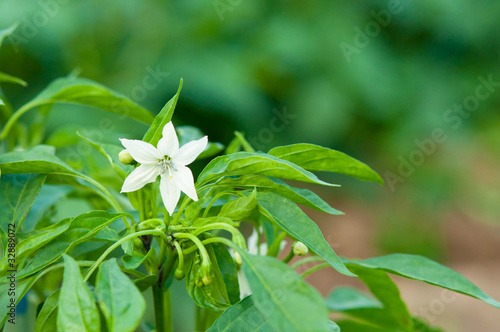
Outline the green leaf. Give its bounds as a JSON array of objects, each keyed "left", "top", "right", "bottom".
[
  {"left": 0, "top": 174, "right": 45, "bottom": 236},
  {"left": 77, "top": 132, "right": 128, "bottom": 179},
  {"left": 235, "top": 249, "right": 330, "bottom": 332},
  {"left": 208, "top": 296, "right": 275, "bottom": 332},
  {"left": 344, "top": 254, "right": 500, "bottom": 309},
  {"left": 218, "top": 189, "right": 257, "bottom": 222},
  {"left": 96, "top": 258, "right": 146, "bottom": 332},
  {"left": 17, "top": 211, "right": 127, "bottom": 278},
  {"left": 134, "top": 274, "right": 159, "bottom": 292},
  {"left": 1, "top": 76, "right": 154, "bottom": 139},
  {"left": 57, "top": 254, "right": 100, "bottom": 332},
  {"left": 0, "top": 71, "right": 27, "bottom": 86},
  {"left": 326, "top": 287, "right": 382, "bottom": 311},
  {"left": 218, "top": 175, "right": 343, "bottom": 215},
  {"left": 0, "top": 218, "right": 71, "bottom": 274},
  {"left": 0, "top": 145, "right": 81, "bottom": 180},
  {"left": 0, "top": 23, "right": 17, "bottom": 49},
  {"left": 35, "top": 289, "right": 60, "bottom": 332},
  {"left": 268, "top": 143, "right": 383, "bottom": 184},
  {"left": 211, "top": 242, "right": 240, "bottom": 305},
  {"left": 22, "top": 185, "right": 72, "bottom": 232},
  {"left": 142, "top": 79, "right": 183, "bottom": 146},
  {"left": 198, "top": 152, "right": 338, "bottom": 187},
  {"left": 257, "top": 192, "right": 354, "bottom": 277},
  {"left": 330, "top": 265, "right": 413, "bottom": 330},
  {"left": 0, "top": 274, "right": 37, "bottom": 326}
]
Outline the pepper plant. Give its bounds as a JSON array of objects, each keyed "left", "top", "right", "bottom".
[{"left": 1, "top": 25, "right": 500, "bottom": 332}]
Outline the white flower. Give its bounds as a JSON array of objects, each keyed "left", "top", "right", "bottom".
[{"left": 119, "top": 121, "right": 208, "bottom": 215}]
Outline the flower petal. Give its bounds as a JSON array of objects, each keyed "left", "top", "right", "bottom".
[
  {"left": 120, "top": 139, "right": 161, "bottom": 164},
  {"left": 160, "top": 175, "right": 181, "bottom": 215},
  {"left": 174, "top": 136, "right": 208, "bottom": 165},
  {"left": 157, "top": 122, "right": 179, "bottom": 157},
  {"left": 172, "top": 164, "right": 198, "bottom": 201},
  {"left": 120, "top": 164, "right": 160, "bottom": 192}
]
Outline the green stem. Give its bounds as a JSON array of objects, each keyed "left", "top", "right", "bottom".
[
  {"left": 152, "top": 284, "right": 166, "bottom": 332},
  {"left": 192, "top": 223, "right": 246, "bottom": 249},
  {"left": 266, "top": 231, "right": 287, "bottom": 257},
  {"left": 84, "top": 229, "right": 168, "bottom": 282},
  {"left": 290, "top": 256, "right": 325, "bottom": 269},
  {"left": 172, "top": 241, "right": 184, "bottom": 271},
  {"left": 300, "top": 262, "right": 330, "bottom": 278},
  {"left": 234, "top": 131, "right": 255, "bottom": 153},
  {"left": 172, "top": 232, "right": 210, "bottom": 267},
  {"left": 282, "top": 248, "right": 295, "bottom": 264},
  {"left": 159, "top": 248, "right": 178, "bottom": 288},
  {"left": 0, "top": 99, "right": 44, "bottom": 140},
  {"left": 171, "top": 197, "right": 191, "bottom": 225},
  {"left": 182, "top": 236, "right": 241, "bottom": 255}
]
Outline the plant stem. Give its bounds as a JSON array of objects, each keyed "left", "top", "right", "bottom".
[
  {"left": 152, "top": 284, "right": 166, "bottom": 332},
  {"left": 300, "top": 262, "right": 330, "bottom": 278},
  {"left": 282, "top": 248, "right": 295, "bottom": 264},
  {"left": 83, "top": 229, "right": 169, "bottom": 282},
  {"left": 173, "top": 232, "right": 210, "bottom": 267},
  {"left": 290, "top": 256, "right": 325, "bottom": 269},
  {"left": 171, "top": 197, "right": 191, "bottom": 225}
]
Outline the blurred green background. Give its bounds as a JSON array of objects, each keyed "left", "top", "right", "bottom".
[{"left": 1, "top": 0, "right": 500, "bottom": 330}]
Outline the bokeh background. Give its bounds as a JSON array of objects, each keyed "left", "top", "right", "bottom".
[{"left": 1, "top": 0, "right": 500, "bottom": 331}]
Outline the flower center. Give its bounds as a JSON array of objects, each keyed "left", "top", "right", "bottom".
[{"left": 157, "top": 156, "right": 175, "bottom": 179}]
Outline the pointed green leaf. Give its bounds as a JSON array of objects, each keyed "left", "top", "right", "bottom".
[
  {"left": 17, "top": 211, "right": 126, "bottom": 278},
  {"left": 57, "top": 254, "right": 100, "bottom": 332},
  {"left": 332, "top": 265, "right": 413, "bottom": 330},
  {"left": 208, "top": 296, "right": 275, "bottom": 332},
  {"left": 344, "top": 254, "right": 500, "bottom": 309},
  {"left": 1, "top": 76, "right": 154, "bottom": 139},
  {"left": 218, "top": 189, "right": 257, "bottom": 222},
  {"left": 0, "top": 274, "right": 37, "bottom": 326},
  {"left": 269, "top": 143, "right": 383, "bottom": 184},
  {"left": 198, "top": 152, "right": 338, "bottom": 187},
  {"left": 326, "top": 287, "right": 382, "bottom": 312},
  {"left": 257, "top": 192, "right": 354, "bottom": 277},
  {"left": 0, "top": 174, "right": 45, "bottom": 236},
  {"left": 218, "top": 175, "right": 343, "bottom": 215},
  {"left": 234, "top": 249, "right": 330, "bottom": 331},
  {"left": 96, "top": 258, "right": 145, "bottom": 332},
  {"left": 142, "top": 79, "right": 182, "bottom": 146},
  {"left": 0, "top": 72, "right": 27, "bottom": 86},
  {"left": 35, "top": 289, "right": 60, "bottom": 332},
  {"left": 0, "top": 23, "right": 18, "bottom": 49}
]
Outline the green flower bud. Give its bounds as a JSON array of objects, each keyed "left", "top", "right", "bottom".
[
  {"left": 293, "top": 241, "right": 308, "bottom": 256},
  {"left": 133, "top": 238, "right": 143, "bottom": 249},
  {"left": 174, "top": 268, "right": 185, "bottom": 280},
  {"left": 234, "top": 252, "right": 242, "bottom": 268},
  {"left": 202, "top": 275, "right": 212, "bottom": 286},
  {"left": 118, "top": 149, "right": 135, "bottom": 165},
  {"left": 137, "top": 219, "right": 164, "bottom": 231}
]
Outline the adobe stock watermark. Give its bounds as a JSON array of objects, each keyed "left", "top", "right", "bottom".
[
  {"left": 125, "top": 66, "right": 170, "bottom": 103},
  {"left": 247, "top": 106, "right": 295, "bottom": 151},
  {"left": 340, "top": 0, "right": 411, "bottom": 63},
  {"left": 213, "top": 0, "right": 243, "bottom": 21},
  {"left": 417, "top": 289, "right": 457, "bottom": 323},
  {"left": 8, "top": 0, "right": 71, "bottom": 53},
  {"left": 384, "top": 74, "right": 500, "bottom": 192}
]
